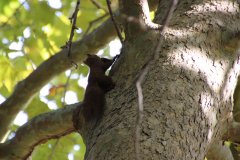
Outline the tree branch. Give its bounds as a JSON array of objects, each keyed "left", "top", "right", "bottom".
[
  {"left": 120, "top": 0, "right": 160, "bottom": 39},
  {"left": 67, "top": 0, "right": 80, "bottom": 58},
  {"left": 0, "top": 103, "right": 84, "bottom": 160},
  {"left": 0, "top": 0, "right": 27, "bottom": 28},
  {"left": 91, "top": 0, "right": 107, "bottom": 13},
  {"left": 106, "top": 0, "right": 124, "bottom": 43},
  {"left": 83, "top": 13, "right": 108, "bottom": 37},
  {"left": 0, "top": 17, "right": 117, "bottom": 141}
]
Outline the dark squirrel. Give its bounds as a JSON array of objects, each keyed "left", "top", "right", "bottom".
[{"left": 72, "top": 54, "right": 117, "bottom": 130}]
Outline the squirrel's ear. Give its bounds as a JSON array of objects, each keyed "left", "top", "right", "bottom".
[{"left": 86, "top": 54, "right": 91, "bottom": 57}]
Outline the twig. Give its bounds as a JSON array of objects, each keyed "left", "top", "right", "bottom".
[
  {"left": 0, "top": 0, "right": 27, "bottom": 28},
  {"left": 135, "top": 0, "right": 179, "bottom": 159},
  {"left": 47, "top": 139, "right": 59, "bottom": 160},
  {"left": 46, "top": 70, "right": 73, "bottom": 159},
  {"left": 47, "top": 70, "right": 73, "bottom": 159},
  {"left": 106, "top": 0, "right": 124, "bottom": 44},
  {"left": 22, "top": 50, "right": 36, "bottom": 70},
  {"left": 61, "top": 70, "right": 73, "bottom": 106},
  {"left": 83, "top": 13, "right": 108, "bottom": 37},
  {"left": 67, "top": 0, "right": 81, "bottom": 58},
  {"left": 91, "top": 0, "right": 107, "bottom": 13}
]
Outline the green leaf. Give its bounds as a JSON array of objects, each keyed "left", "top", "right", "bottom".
[
  {"left": 32, "top": 133, "right": 85, "bottom": 160},
  {"left": 78, "top": 64, "right": 89, "bottom": 77},
  {"left": 0, "top": 85, "right": 10, "bottom": 97},
  {"left": 25, "top": 96, "right": 50, "bottom": 119},
  {"left": 0, "top": 55, "right": 15, "bottom": 92},
  {"left": 28, "top": 1, "right": 55, "bottom": 25},
  {"left": 0, "top": 0, "right": 14, "bottom": 13}
]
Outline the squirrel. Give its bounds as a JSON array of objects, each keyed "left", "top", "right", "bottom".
[{"left": 72, "top": 54, "right": 118, "bottom": 131}]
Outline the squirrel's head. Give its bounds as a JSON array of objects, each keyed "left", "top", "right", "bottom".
[
  {"left": 84, "top": 54, "right": 113, "bottom": 71},
  {"left": 84, "top": 54, "right": 100, "bottom": 66}
]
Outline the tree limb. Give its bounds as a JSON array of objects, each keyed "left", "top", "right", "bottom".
[
  {"left": 120, "top": 0, "right": 160, "bottom": 39},
  {"left": 0, "top": 17, "right": 117, "bottom": 141},
  {"left": 0, "top": 103, "right": 83, "bottom": 160}
]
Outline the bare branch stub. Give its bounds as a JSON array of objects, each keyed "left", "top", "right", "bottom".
[
  {"left": 135, "top": 0, "right": 179, "bottom": 159},
  {"left": 106, "top": 0, "right": 124, "bottom": 44}
]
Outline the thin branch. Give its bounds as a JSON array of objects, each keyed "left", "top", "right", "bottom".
[
  {"left": 48, "top": 140, "right": 60, "bottom": 160},
  {"left": 83, "top": 13, "right": 108, "bottom": 37},
  {"left": 22, "top": 50, "right": 36, "bottom": 70},
  {"left": 135, "top": 0, "right": 179, "bottom": 159},
  {"left": 46, "top": 69, "right": 73, "bottom": 160},
  {"left": 91, "top": 0, "right": 107, "bottom": 12},
  {"left": 0, "top": 0, "right": 27, "bottom": 28},
  {"left": 21, "top": 39, "right": 36, "bottom": 70},
  {"left": 106, "top": 0, "right": 124, "bottom": 44},
  {"left": 61, "top": 70, "right": 73, "bottom": 106},
  {"left": 67, "top": 0, "right": 81, "bottom": 58}
]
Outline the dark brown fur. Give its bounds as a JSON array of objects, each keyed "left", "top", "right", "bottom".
[{"left": 72, "top": 54, "right": 116, "bottom": 130}]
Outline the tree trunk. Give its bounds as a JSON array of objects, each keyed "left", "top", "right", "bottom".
[{"left": 79, "top": 1, "right": 240, "bottom": 159}]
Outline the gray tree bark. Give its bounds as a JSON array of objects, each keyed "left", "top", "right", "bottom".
[{"left": 79, "top": 1, "right": 240, "bottom": 160}]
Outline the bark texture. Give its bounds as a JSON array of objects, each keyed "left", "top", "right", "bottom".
[{"left": 80, "top": 1, "right": 240, "bottom": 160}]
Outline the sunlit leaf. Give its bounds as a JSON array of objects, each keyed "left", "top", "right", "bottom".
[
  {"left": 32, "top": 133, "right": 85, "bottom": 160},
  {"left": 25, "top": 96, "right": 50, "bottom": 119},
  {"left": 28, "top": 1, "right": 55, "bottom": 25},
  {"left": 49, "top": 85, "right": 65, "bottom": 97}
]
